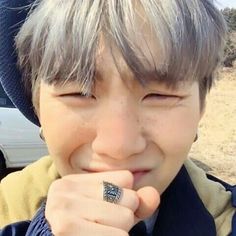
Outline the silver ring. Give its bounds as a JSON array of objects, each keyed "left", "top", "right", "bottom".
[{"left": 103, "top": 181, "right": 123, "bottom": 204}]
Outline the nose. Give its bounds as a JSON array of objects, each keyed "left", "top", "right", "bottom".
[{"left": 92, "top": 102, "right": 146, "bottom": 160}]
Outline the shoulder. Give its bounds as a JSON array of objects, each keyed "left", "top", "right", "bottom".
[
  {"left": 184, "top": 159, "right": 236, "bottom": 236},
  {"left": 0, "top": 156, "right": 59, "bottom": 227},
  {"left": 0, "top": 202, "right": 52, "bottom": 236}
]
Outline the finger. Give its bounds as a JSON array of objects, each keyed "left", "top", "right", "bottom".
[
  {"left": 75, "top": 196, "right": 135, "bottom": 231},
  {"left": 63, "top": 170, "right": 134, "bottom": 189},
  {"left": 134, "top": 186, "right": 160, "bottom": 221},
  {"left": 46, "top": 190, "right": 135, "bottom": 232},
  {"left": 51, "top": 178, "right": 139, "bottom": 212},
  {"left": 98, "top": 183, "right": 139, "bottom": 212},
  {"left": 51, "top": 215, "right": 129, "bottom": 236}
]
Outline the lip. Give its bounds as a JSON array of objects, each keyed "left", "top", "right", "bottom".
[
  {"left": 132, "top": 170, "right": 150, "bottom": 183},
  {"left": 82, "top": 168, "right": 150, "bottom": 173},
  {"left": 82, "top": 168, "right": 151, "bottom": 182}
]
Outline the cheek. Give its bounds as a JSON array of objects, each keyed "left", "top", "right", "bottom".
[
  {"left": 40, "top": 102, "right": 95, "bottom": 170},
  {"left": 142, "top": 107, "right": 200, "bottom": 192},
  {"left": 144, "top": 107, "right": 200, "bottom": 154}
]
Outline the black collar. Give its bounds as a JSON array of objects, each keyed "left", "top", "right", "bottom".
[{"left": 153, "top": 165, "right": 216, "bottom": 236}]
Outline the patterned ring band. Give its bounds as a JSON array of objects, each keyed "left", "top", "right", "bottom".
[{"left": 103, "top": 181, "right": 123, "bottom": 204}]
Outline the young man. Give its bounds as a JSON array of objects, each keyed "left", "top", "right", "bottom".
[{"left": 0, "top": 0, "right": 235, "bottom": 235}]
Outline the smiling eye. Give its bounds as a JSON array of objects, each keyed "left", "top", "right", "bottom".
[
  {"left": 143, "top": 93, "right": 177, "bottom": 100},
  {"left": 142, "top": 93, "right": 182, "bottom": 107},
  {"left": 61, "top": 92, "right": 96, "bottom": 99}
]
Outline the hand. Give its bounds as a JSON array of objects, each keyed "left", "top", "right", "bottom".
[{"left": 45, "top": 171, "right": 160, "bottom": 236}]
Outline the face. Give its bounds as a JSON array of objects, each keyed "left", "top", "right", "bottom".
[{"left": 39, "top": 37, "right": 203, "bottom": 194}]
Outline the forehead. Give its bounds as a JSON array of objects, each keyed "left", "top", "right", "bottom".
[
  {"left": 19, "top": 0, "right": 222, "bottom": 93},
  {"left": 97, "top": 14, "right": 160, "bottom": 67},
  {"left": 94, "top": 33, "right": 181, "bottom": 90},
  {"left": 91, "top": 2, "right": 196, "bottom": 91}
]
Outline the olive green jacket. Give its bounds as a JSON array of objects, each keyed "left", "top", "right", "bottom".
[{"left": 0, "top": 156, "right": 234, "bottom": 235}]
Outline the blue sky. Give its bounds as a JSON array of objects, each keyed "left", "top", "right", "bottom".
[{"left": 216, "top": 0, "right": 236, "bottom": 9}]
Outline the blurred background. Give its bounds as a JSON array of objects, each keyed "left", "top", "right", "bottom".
[{"left": 0, "top": 1, "right": 236, "bottom": 183}]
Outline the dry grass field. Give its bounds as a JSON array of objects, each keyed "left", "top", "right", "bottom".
[{"left": 190, "top": 66, "right": 236, "bottom": 184}]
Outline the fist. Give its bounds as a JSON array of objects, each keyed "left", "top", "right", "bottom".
[{"left": 45, "top": 171, "right": 160, "bottom": 236}]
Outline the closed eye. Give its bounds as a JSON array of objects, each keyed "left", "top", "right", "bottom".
[
  {"left": 142, "top": 93, "right": 182, "bottom": 107},
  {"left": 60, "top": 92, "right": 96, "bottom": 99},
  {"left": 143, "top": 93, "right": 179, "bottom": 100}
]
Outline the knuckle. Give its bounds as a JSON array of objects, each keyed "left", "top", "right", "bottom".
[
  {"left": 46, "top": 180, "right": 83, "bottom": 214},
  {"left": 117, "top": 230, "right": 129, "bottom": 236},
  {"left": 48, "top": 180, "right": 60, "bottom": 193},
  {"left": 123, "top": 208, "right": 134, "bottom": 220},
  {"left": 122, "top": 208, "right": 135, "bottom": 230},
  {"left": 47, "top": 181, "right": 65, "bottom": 204},
  {"left": 50, "top": 217, "right": 72, "bottom": 235},
  {"left": 51, "top": 217, "right": 84, "bottom": 235},
  {"left": 49, "top": 179, "right": 67, "bottom": 192},
  {"left": 122, "top": 170, "right": 134, "bottom": 186},
  {"left": 127, "top": 190, "right": 139, "bottom": 211},
  {"left": 52, "top": 226, "right": 72, "bottom": 236},
  {"left": 52, "top": 226, "right": 68, "bottom": 236},
  {"left": 48, "top": 178, "right": 75, "bottom": 195}
]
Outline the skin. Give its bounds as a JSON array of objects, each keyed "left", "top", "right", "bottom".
[
  {"left": 37, "top": 20, "right": 204, "bottom": 236},
  {"left": 37, "top": 44, "right": 204, "bottom": 235}
]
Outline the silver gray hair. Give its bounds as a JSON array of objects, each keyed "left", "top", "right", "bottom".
[{"left": 15, "top": 0, "right": 227, "bottom": 105}]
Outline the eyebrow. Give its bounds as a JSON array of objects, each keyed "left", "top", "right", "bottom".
[
  {"left": 135, "top": 69, "right": 178, "bottom": 87},
  {"left": 94, "top": 53, "right": 188, "bottom": 90},
  {"left": 141, "top": 71, "right": 167, "bottom": 82}
]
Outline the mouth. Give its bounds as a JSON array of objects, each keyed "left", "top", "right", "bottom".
[
  {"left": 131, "top": 170, "right": 150, "bottom": 183},
  {"left": 82, "top": 168, "right": 151, "bottom": 182}
]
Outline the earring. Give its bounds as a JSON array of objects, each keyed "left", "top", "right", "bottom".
[
  {"left": 194, "top": 133, "right": 198, "bottom": 142},
  {"left": 39, "top": 127, "right": 45, "bottom": 141}
]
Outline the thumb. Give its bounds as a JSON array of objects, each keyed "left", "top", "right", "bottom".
[{"left": 134, "top": 186, "right": 160, "bottom": 222}]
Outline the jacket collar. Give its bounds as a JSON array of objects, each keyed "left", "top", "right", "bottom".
[{"left": 153, "top": 165, "right": 216, "bottom": 236}]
